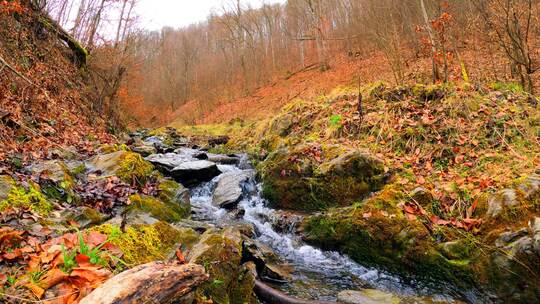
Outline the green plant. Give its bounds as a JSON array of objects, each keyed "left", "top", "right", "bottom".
[
  {"left": 61, "top": 244, "right": 77, "bottom": 273},
  {"left": 329, "top": 114, "right": 342, "bottom": 127}
]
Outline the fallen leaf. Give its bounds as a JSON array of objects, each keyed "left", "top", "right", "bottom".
[
  {"left": 176, "top": 248, "right": 186, "bottom": 264},
  {"left": 40, "top": 268, "right": 68, "bottom": 290},
  {"left": 25, "top": 282, "right": 45, "bottom": 299}
]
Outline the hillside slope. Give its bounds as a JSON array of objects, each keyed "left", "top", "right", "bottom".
[{"left": 0, "top": 1, "right": 112, "bottom": 162}]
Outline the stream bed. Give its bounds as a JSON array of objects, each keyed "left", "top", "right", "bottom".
[{"left": 178, "top": 152, "right": 463, "bottom": 303}]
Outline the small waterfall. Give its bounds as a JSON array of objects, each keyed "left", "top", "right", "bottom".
[{"left": 188, "top": 156, "right": 456, "bottom": 302}]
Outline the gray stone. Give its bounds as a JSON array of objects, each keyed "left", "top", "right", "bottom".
[
  {"left": 207, "top": 153, "right": 240, "bottom": 165},
  {"left": 26, "top": 160, "right": 70, "bottom": 183},
  {"left": 495, "top": 228, "right": 529, "bottom": 247},
  {"left": 486, "top": 189, "right": 519, "bottom": 218},
  {"left": 212, "top": 171, "right": 252, "bottom": 209},
  {"left": 0, "top": 175, "right": 14, "bottom": 201},
  {"left": 170, "top": 160, "right": 221, "bottom": 186},
  {"left": 517, "top": 174, "right": 540, "bottom": 199},
  {"left": 530, "top": 217, "right": 540, "bottom": 255},
  {"left": 409, "top": 187, "right": 433, "bottom": 207},
  {"left": 243, "top": 238, "right": 292, "bottom": 282},
  {"left": 89, "top": 151, "right": 128, "bottom": 177},
  {"left": 131, "top": 144, "right": 157, "bottom": 157},
  {"left": 146, "top": 153, "right": 193, "bottom": 171},
  {"left": 337, "top": 289, "right": 400, "bottom": 304}
]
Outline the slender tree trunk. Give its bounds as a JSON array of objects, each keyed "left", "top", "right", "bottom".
[
  {"left": 420, "top": 0, "right": 440, "bottom": 83},
  {"left": 114, "top": 0, "right": 128, "bottom": 46}
]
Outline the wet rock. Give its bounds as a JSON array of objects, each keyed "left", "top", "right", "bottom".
[
  {"left": 212, "top": 171, "right": 252, "bottom": 209},
  {"left": 207, "top": 153, "right": 240, "bottom": 165},
  {"left": 173, "top": 219, "right": 214, "bottom": 234},
  {"left": 26, "top": 160, "right": 71, "bottom": 183},
  {"left": 131, "top": 144, "right": 157, "bottom": 157},
  {"left": 170, "top": 160, "right": 221, "bottom": 186},
  {"left": 495, "top": 228, "right": 529, "bottom": 247},
  {"left": 73, "top": 207, "right": 107, "bottom": 228},
  {"left": 146, "top": 153, "right": 192, "bottom": 171},
  {"left": 337, "top": 289, "right": 400, "bottom": 304},
  {"left": 486, "top": 189, "right": 518, "bottom": 218},
  {"left": 243, "top": 238, "right": 292, "bottom": 283},
  {"left": 266, "top": 210, "right": 304, "bottom": 234}
]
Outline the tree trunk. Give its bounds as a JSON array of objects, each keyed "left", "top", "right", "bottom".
[
  {"left": 79, "top": 262, "right": 208, "bottom": 304},
  {"left": 420, "top": 0, "right": 440, "bottom": 83}
]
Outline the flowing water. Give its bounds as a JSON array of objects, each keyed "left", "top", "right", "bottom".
[{"left": 187, "top": 154, "right": 462, "bottom": 303}]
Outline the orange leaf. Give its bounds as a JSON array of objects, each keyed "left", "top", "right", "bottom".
[
  {"left": 40, "top": 268, "right": 68, "bottom": 290},
  {"left": 25, "top": 282, "right": 45, "bottom": 299},
  {"left": 176, "top": 248, "right": 186, "bottom": 264},
  {"left": 75, "top": 254, "right": 91, "bottom": 266}
]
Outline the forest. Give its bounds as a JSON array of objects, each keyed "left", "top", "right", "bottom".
[
  {"left": 44, "top": 0, "right": 540, "bottom": 125},
  {"left": 0, "top": 1, "right": 539, "bottom": 304}
]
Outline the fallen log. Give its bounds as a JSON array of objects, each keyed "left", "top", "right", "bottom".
[
  {"left": 254, "top": 280, "right": 337, "bottom": 304},
  {"left": 79, "top": 262, "right": 208, "bottom": 304}
]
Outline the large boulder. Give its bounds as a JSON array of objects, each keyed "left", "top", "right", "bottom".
[
  {"left": 171, "top": 161, "right": 221, "bottom": 186},
  {"left": 126, "top": 193, "right": 189, "bottom": 223},
  {"left": 486, "top": 173, "right": 540, "bottom": 220},
  {"left": 212, "top": 171, "right": 253, "bottom": 209},
  {"left": 188, "top": 228, "right": 256, "bottom": 304},
  {"left": 260, "top": 145, "right": 386, "bottom": 211},
  {"left": 89, "top": 151, "right": 154, "bottom": 185}
]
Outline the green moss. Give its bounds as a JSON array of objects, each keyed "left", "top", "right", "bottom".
[
  {"left": 127, "top": 194, "right": 184, "bottom": 223},
  {"left": 302, "top": 209, "right": 475, "bottom": 290},
  {"left": 92, "top": 221, "right": 182, "bottom": 266},
  {"left": 0, "top": 183, "right": 52, "bottom": 215},
  {"left": 116, "top": 152, "right": 154, "bottom": 185},
  {"left": 157, "top": 180, "right": 191, "bottom": 219},
  {"left": 98, "top": 144, "right": 130, "bottom": 154},
  {"left": 191, "top": 228, "right": 244, "bottom": 304},
  {"left": 260, "top": 146, "right": 386, "bottom": 211}
]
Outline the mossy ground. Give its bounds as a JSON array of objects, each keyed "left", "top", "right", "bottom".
[
  {"left": 0, "top": 182, "right": 52, "bottom": 215},
  {"left": 92, "top": 221, "right": 187, "bottom": 267}
]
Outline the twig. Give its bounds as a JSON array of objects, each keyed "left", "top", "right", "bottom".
[{"left": 0, "top": 55, "right": 35, "bottom": 86}]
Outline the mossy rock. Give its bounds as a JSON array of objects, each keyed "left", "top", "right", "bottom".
[
  {"left": 126, "top": 194, "right": 187, "bottom": 223},
  {"left": 189, "top": 227, "right": 253, "bottom": 304},
  {"left": 92, "top": 221, "right": 196, "bottom": 267},
  {"left": 260, "top": 145, "right": 386, "bottom": 211},
  {"left": 90, "top": 151, "right": 154, "bottom": 185},
  {"left": 301, "top": 208, "right": 475, "bottom": 292},
  {"left": 157, "top": 179, "right": 191, "bottom": 219},
  {"left": 0, "top": 180, "right": 52, "bottom": 216}
]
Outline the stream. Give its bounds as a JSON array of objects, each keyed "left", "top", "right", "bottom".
[{"left": 176, "top": 151, "right": 465, "bottom": 303}]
